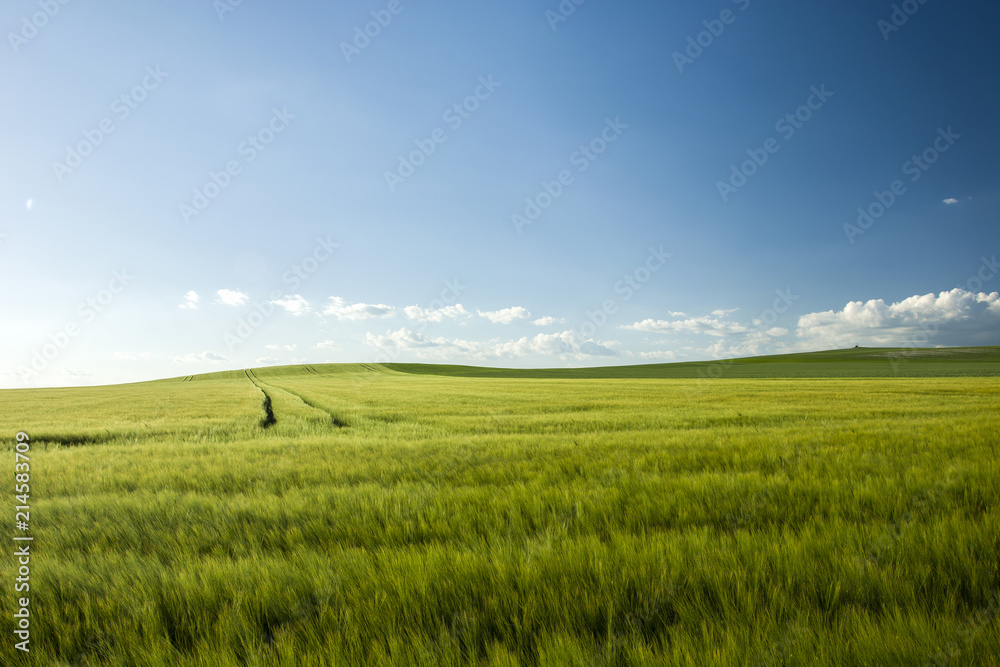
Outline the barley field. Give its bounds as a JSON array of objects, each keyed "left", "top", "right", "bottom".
[{"left": 2, "top": 348, "right": 998, "bottom": 665}]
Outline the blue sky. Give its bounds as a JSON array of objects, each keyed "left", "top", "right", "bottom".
[{"left": 2, "top": 0, "right": 998, "bottom": 387}]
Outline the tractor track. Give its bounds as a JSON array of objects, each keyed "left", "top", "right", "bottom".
[
  {"left": 248, "top": 369, "right": 350, "bottom": 429},
  {"left": 264, "top": 381, "right": 350, "bottom": 428},
  {"left": 244, "top": 369, "right": 276, "bottom": 428}
]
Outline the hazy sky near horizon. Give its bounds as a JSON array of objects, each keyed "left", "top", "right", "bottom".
[{"left": 2, "top": 0, "right": 999, "bottom": 387}]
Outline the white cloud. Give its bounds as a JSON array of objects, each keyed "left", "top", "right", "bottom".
[
  {"left": 622, "top": 287, "right": 1000, "bottom": 359},
  {"left": 179, "top": 291, "right": 200, "bottom": 310},
  {"left": 403, "top": 303, "right": 471, "bottom": 322},
  {"left": 272, "top": 294, "right": 310, "bottom": 316},
  {"left": 216, "top": 289, "right": 249, "bottom": 307},
  {"left": 702, "top": 328, "right": 786, "bottom": 359},
  {"left": 532, "top": 316, "right": 566, "bottom": 326},
  {"left": 494, "top": 331, "right": 619, "bottom": 358},
  {"left": 255, "top": 357, "right": 279, "bottom": 365},
  {"left": 364, "top": 328, "right": 617, "bottom": 360},
  {"left": 632, "top": 350, "right": 678, "bottom": 361},
  {"left": 477, "top": 306, "right": 531, "bottom": 324},
  {"left": 942, "top": 198, "right": 959, "bottom": 205},
  {"left": 114, "top": 352, "right": 153, "bottom": 361},
  {"left": 315, "top": 340, "right": 340, "bottom": 350},
  {"left": 173, "top": 351, "right": 228, "bottom": 364},
  {"left": 365, "top": 328, "right": 464, "bottom": 352},
  {"left": 623, "top": 307, "right": 792, "bottom": 359},
  {"left": 794, "top": 288, "right": 1000, "bottom": 349},
  {"left": 323, "top": 297, "right": 395, "bottom": 320},
  {"left": 623, "top": 315, "right": 750, "bottom": 337},
  {"left": 265, "top": 344, "right": 297, "bottom": 351}
]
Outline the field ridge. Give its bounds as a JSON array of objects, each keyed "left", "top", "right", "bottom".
[{"left": 382, "top": 345, "right": 1000, "bottom": 380}]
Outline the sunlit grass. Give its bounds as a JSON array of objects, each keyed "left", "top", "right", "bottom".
[{"left": 1, "top": 362, "right": 997, "bottom": 665}]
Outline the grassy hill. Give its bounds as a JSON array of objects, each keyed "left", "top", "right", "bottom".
[
  {"left": 1, "top": 347, "right": 998, "bottom": 665},
  {"left": 385, "top": 345, "right": 1000, "bottom": 379}
]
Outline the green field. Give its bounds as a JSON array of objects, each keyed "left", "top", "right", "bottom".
[
  {"left": 387, "top": 345, "right": 1000, "bottom": 378},
  {"left": 2, "top": 348, "right": 999, "bottom": 665}
]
